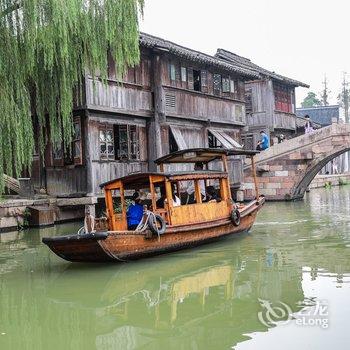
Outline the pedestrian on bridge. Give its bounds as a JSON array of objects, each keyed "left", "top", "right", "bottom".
[
  {"left": 256, "top": 130, "right": 270, "bottom": 151},
  {"left": 304, "top": 115, "right": 314, "bottom": 134}
]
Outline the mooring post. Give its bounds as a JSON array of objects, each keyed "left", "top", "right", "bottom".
[{"left": 251, "top": 155, "right": 260, "bottom": 200}]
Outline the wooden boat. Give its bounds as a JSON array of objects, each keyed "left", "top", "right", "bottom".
[{"left": 42, "top": 148, "right": 265, "bottom": 262}]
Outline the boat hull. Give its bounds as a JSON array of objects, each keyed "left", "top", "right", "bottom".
[{"left": 42, "top": 197, "right": 264, "bottom": 262}]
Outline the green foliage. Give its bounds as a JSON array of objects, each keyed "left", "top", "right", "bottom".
[
  {"left": 0, "top": 0, "right": 143, "bottom": 192},
  {"left": 324, "top": 181, "right": 332, "bottom": 189},
  {"left": 301, "top": 92, "right": 322, "bottom": 108},
  {"left": 17, "top": 208, "right": 31, "bottom": 230},
  {"left": 114, "top": 198, "right": 132, "bottom": 213}
]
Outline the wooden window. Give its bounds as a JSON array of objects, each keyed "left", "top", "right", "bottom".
[
  {"left": 222, "top": 77, "right": 230, "bottom": 93},
  {"left": 99, "top": 125, "right": 115, "bottom": 160},
  {"left": 169, "top": 128, "right": 179, "bottom": 153},
  {"left": 230, "top": 79, "right": 235, "bottom": 93},
  {"left": 208, "top": 131, "right": 221, "bottom": 148},
  {"left": 201, "top": 70, "right": 208, "bottom": 93},
  {"left": 245, "top": 88, "right": 253, "bottom": 114},
  {"left": 169, "top": 63, "right": 176, "bottom": 81},
  {"left": 115, "top": 125, "right": 140, "bottom": 161},
  {"left": 187, "top": 68, "right": 194, "bottom": 90},
  {"left": 193, "top": 69, "right": 201, "bottom": 92},
  {"left": 73, "top": 116, "right": 83, "bottom": 165},
  {"left": 175, "top": 64, "right": 181, "bottom": 81},
  {"left": 235, "top": 105, "right": 245, "bottom": 123},
  {"left": 274, "top": 83, "right": 292, "bottom": 113},
  {"left": 181, "top": 67, "right": 187, "bottom": 82},
  {"left": 52, "top": 143, "right": 64, "bottom": 166},
  {"left": 213, "top": 74, "right": 222, "bottom": 95},
  {"left": 52, "top": 116, "right": 83, "bottom": 166}
]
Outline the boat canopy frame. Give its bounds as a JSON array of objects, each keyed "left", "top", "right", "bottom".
[
  {"left": 101, "top": 171, "right": 232, "bottom": 231},
  {"left": 155, "top": 148, "right": 260, "bottom": 200}
]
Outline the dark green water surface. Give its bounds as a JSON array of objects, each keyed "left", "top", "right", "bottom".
[{"left": 1, "top": 187, "right": 350, "bottom": 350}]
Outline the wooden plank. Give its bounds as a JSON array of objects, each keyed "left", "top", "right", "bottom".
[
  {"left": 169, "top": 125, "right": 187, "bottom": 150},
  {"left": 3, "top": 174, "right": 20, "bottom": 193}
]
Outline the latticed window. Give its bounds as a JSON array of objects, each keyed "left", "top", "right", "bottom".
[
  {"left": 52, "top": 115, "right": 83, "bottom": 166},
  {"left": 222, "top": 77, "right": 230, "bottom": 93},
  {"left": 181, "top": 67, "right": 187, "bottom": 82},
  {"left": 274, "top": 83, "right": 292, "bottom": 113},
  {"left": 230, "top": 79, "right": 235, "bottom": 93},
  {"left": 213, "top": 74, "right": 222, "bottom": 95},
  {"left": 115, "top": 125, "right": 140, "bottom": 161},
  {"left": 72, "top": 117, "right": 82, "bottom": 164},
  {"left": 169, "top": 63, "right": 176, "bottom": 81},
  {"left": 99, "top": 125, "right": 115, "bottom": 160}
]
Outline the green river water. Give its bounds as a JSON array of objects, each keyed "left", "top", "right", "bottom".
[{"left": 1, "top": 187, "right": 350, "bottom": 350}]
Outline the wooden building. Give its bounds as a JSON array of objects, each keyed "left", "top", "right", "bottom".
[
  {"left": 215, "top": 49, "right": 309, "bottom": 148},
  {"left": 32, "top": 33, "right": 260, "bottom": 197}
]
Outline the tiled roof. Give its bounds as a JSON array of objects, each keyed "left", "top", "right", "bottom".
[
  {"left": 296, "top": 105, "right": 340, "bottom": 126},
  {"left": 139, "top": 33, "right": 260, "bottom": 79},
  {"left": 215, "top": 48, "right": 309, "bottom": 88}
]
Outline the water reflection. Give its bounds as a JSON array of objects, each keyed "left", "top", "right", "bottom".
[{"left": 1, "top": 187, "right": 350, "bottom": 349}]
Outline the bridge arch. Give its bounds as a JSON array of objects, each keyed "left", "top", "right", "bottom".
[
  {"left": 292, "top": 147, "right": 350, "bottom": 199},
  {"left": 243, "top": 124, "right": 350, "bottom": 201}
]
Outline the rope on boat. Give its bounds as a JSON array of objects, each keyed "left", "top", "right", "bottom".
[{"left": 135, "top": 210, "right": 163, "bottom": 240}]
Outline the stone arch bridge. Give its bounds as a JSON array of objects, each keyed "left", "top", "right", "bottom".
[{"left": 243, "top": 123, "right": 350, "bottom": 201}]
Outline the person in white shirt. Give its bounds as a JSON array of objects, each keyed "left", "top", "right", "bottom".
[
  {"left": 173, "top": 194, "right": 181, "bottom": 207},
  {"left": 157, "top": 185, "right": 181, "bottom": 208}
]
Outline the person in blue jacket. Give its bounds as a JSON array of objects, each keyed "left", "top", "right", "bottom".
[
  {"left": 127, "top": 192, "right": 144, "bottom": 230},
  {"left": 256, "top": 130, "right": 270, "bottom": 151}
]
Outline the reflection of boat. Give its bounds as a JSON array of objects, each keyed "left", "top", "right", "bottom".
[
  {"left": 42, "top": 149, "right": 264, "bottom": 262},
  {"left": 43, "top": 249, "right": 303, "bottom": 350}
]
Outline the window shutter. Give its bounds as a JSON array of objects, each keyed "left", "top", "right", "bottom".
[
  {"left": 169, "top": 63, "right": 176, "bottom": 81},
  {"left": 181, "top": 67, "right": 187, "bottom": 82},
  {"left": 222, "top": 77, "right": 230, "bottom": 93},
  {"left": 52, "top": 143, "right": 64, "bottom": 167},
  {"left": 230, "top": 79, "right": 235, "bottom": 93},
  {"left": 245, "top": 88, "right": 253, "bottom": 114},
  {"left": 187, "top": 68, "right": 194, "bottom": 90},
  {"left": 73, "top": 116, "right": 83, "bottom": 165},
  {"left": 213, "top": 74, "right": 221, "bottom": 95},
  {"left": 175, "top": 64, "right": 181, "bottom": 81},
  {"left": 201, "top": 70, "right": 208, "bottom": 93}
]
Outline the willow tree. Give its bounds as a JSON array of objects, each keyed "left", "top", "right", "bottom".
[{"left": 0, "top": 0, "right": 143, "bottom": 192}]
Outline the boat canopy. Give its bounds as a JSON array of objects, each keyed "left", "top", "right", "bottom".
[
  {"left": 99, "top": 170, "right": 227, "bottom": 190},
  {"left": 155, "top": 148, "right": 259, "bottom": 165}
]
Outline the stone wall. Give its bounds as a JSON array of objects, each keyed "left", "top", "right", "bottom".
[
  {"left": 243, "top": 124, "right": 350, "bottom": 201},
  {"left": 309, "top": 174, "right": 350, "bottom": 189}
]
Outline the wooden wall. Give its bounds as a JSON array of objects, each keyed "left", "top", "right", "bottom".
[
  {"left": 245, "top": 80, "right": 268, "bottom": 114},
  {"left": 46, "top": 167, "right": 87, "bottom": 196},
  {"left": 87, "top": 116, "right": 148, "bottom": 194},
  {"left": 85, "top": 78, "right": 153, "bottom": 117},
  {"left": 245, "top": 79, "right": 299, "bottom": 133},
  {"left": 274, "top": 112, "right": 297, "bottom": 130},
  {"left": 160, "top": 122, "right": 243, "bottom": 184},
  {"left": 164, "top": 87, "right": 245, "bottom": 125}
]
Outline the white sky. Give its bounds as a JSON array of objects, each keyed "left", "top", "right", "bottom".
[{"left": 139, "top": 0, "right": 350, "bottom": 107}]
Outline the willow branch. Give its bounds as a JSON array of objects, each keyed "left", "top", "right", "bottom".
[{"left": 0, "top": 0, "right": 22, "bottom": 18}]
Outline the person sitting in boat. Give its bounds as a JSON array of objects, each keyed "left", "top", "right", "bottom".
[
  {"left": 127, "top": 192, "right": 144, "bottom": 230},
  {"left": 156, "top": 187, "right": 167, "bottom": 208},
  {"left": 187, "top": 162, "right": 206, "bottom": 203},
  {"left": 204, "top": 186, "right": 221, "bottom": 203},
  {"left": 157, "top": 185, "right": 181, "bottom": 208},
  {"left": 171, "top": 184, "right": 181, "bottom": 207}
]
